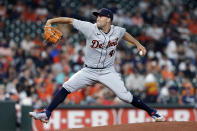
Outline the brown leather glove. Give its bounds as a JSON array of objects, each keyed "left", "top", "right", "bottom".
[{"left": 44, "top": 26, "right": 63, "bottom": 44}]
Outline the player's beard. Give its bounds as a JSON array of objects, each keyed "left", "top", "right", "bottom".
[{"left": 97, "top": 22, "right": 107, "bottom": 29}]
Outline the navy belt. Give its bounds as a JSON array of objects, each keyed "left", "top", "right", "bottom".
[{"left": 84, "top": 64, "right": 105, "bottom": 69}]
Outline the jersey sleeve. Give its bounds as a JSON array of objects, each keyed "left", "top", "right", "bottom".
[
  {"left": 73, "top": 19, "right": 94, "bottom": 38},
  {"left": 117, "top": 26, "right": 126, "bottom": 40}
]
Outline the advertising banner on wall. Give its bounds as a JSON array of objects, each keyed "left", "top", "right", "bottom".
[{"left": 32, "top": 108, "right": 196, "bottom": 131}]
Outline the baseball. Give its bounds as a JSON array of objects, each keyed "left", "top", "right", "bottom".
[{"left": 139, "top": 51, "right": 143, "bottom": 56}]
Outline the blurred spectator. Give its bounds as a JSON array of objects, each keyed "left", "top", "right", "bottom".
[
  {"left": 66, "top": 89, "right": 85, "bottom": 105},
  {"left": 144, "top": 73, "right": 158, "bottom": 103},
  {"left": 189, "top": 19, "right": 197, "bottom": 35},
  {"left": 181, "top": 86, "right": 195, "bottom": 105},
  {"left": 170, "top": 12, "right": 179, "bottom": 26},
  {"left": 146, "top": 23, "right": 164, "bottom": 41},
  {"left": 137, "top": 31, "right": 152, "bottom": 44},
  {"left": 165, "top": 40, "right": 178, "bottom": 63},
  {"left": 21, "top": 35, "right": 35, "bottom": 52},
  {"left": 56, "top": 64, "right": 70, "bottom": 84},
  {"left": 13, "top": 48, "right": 26, "bottom": 72},
  {"left": 180, "top": 80, "right": 195, "bottom": 105},
  {"left": 177, "top": 20, "right": 191, "bottom": 41},
  {"left": 6, "top": 78, "right": 18, "bottom": 95},
  {"left": 0, "top": 45, "right": 13, "bottom": 57},
  {"left": 167, "top": 85, "right": 179, "bottom": 104},
  {"left": 122, "top": 63, "right": 133, "bottom": 76},
  {"left": 185, "top": 43, "right": 196, "bottom": 61},
  {"left": 158, "top": 84, "right": 169, "bottom": 104},
  {"left": 161, "top": 65, "right": 175, "bottom": 81},
  {"left": 36, "top": 81, "right": 53, "bottom": 104},
  {"left": 123, "top": 12, "right": 132, "bottom": 26},
  {"left": 74, "top": 40, "right": 86, "bottom": 54},
  {"left": 101, "top": 88, "right": 116, "bottom": 105},
  {"left": 138, "top": 0, "right": 149, "bottom": 13},
  {"left": 113, "top": 10, "right": 125, "bottom": 26},
  {"left": 179, "top": 59, "right": 196, "bottom": 79},
  {"left": 0, "top": 3, "right": 6, "bottom": 17},
  {"left": 131, "top": 12, "right": 144, "bottom": 27},
  {"left": 125, "top": 69, "right": 145, "bottom": 96},
  {"left": 80, "top": 4, "right": 95, "bottom": 19},
  {"left": 159, "top": 54, "right": 174, "bottom": 72},
  {"left": 35, "top": 5, "right": 48, "bottom": 21},
  {"left": 177, "top": 43, "right": 186, "bottom": 62},
  {"left": 85, "top": 84, "right": 102, "bottom": 105},
  {"left": 142, "top": 8, "right": 154, "bottom": 24},
  {"left": 72, "top": 50, "right": 84, "bottom": 72}
]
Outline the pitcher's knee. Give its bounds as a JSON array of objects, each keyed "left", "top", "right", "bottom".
[
  {"left": 62, "top": 82, "right": 74, "bottom": 93},
  {"left": 118, "top": 91, "right": 133, "bottom": 103}
]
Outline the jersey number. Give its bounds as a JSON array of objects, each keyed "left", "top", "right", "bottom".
[{"left": 109, "top": 50, "right": 115, "bottom": 57}]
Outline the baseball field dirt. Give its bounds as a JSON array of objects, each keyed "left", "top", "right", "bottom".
[{"left": 63, "top": 122, "right": 197, "bottom": 131}]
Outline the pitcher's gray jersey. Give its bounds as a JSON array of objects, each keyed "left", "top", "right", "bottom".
[
  {"left": 73, "top": 19, "right": 126, "bottom": 68},
  {"left": 63, "top": 19, "right": 133, "bottom": 103}
]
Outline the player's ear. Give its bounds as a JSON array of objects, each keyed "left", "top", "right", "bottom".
[{"left": 107, "top": 18, "right": 111, "bottom": 23}]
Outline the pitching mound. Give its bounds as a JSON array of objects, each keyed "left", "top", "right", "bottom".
[{"left": 65, "top": 122, "right": 197, "bottom": 131}]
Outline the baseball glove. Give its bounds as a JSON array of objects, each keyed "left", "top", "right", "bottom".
[{"left": 44, "top": 26, "right": 63, "bottom": 44}]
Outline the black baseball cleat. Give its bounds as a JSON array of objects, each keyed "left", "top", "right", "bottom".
[
  {"left": 29, "top": 109, "right": 51, "bottom": 123},
  {"left": 151, "top": 110, "right": 165, "bottom": 122}
]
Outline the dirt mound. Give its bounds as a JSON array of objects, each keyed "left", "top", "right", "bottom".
[{"left": 65, "top": 122, "right": 197, "bottom": 131}]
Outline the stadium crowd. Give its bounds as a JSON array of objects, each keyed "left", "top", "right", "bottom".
[{"left": 0, "top": 0, "right": 197, "bottom": 109}]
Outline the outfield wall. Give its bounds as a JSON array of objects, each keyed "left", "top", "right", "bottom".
[
  {"left": 0, "top": 101, "right": 16, "bottom": 131},
  {"left": 0, "top": 102, "right": 196, "bottom": 131},
  {"left": 32, "top": 104, "right": 197, "bottom": 131}
]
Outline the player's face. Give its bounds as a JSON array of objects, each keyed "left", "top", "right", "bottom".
[{"left": 96, "top": 15, "right": 108, "bottom": 28}]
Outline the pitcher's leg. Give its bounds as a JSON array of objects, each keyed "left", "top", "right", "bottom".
[
  {"left": 29, "top": 87, "right": 70, "bottom": 123},
  {"left": 62, "top": 68, "right": 97, "bottom": 93},
  {"left": 46, "top": 88, "right": 70, "bottom": 113},
  {"left": 99, "top": 72, "right": 165, "bottom": 122},
  {"left": 30, "top": 68, "right": 97, "bottom": 123},
  {"left": 99, "top": 72, "right": 133, "bottom": 103},
  {"left": 50, "top": 69, "right": 96, "bottom": 111}
]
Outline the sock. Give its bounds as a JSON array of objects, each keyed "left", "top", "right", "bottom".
[
  {"left": 131, "top": 96, "right": 155, "bottom": 116},
  {"left": 46, "top": 87, "right": 70, "bottom": 113}
]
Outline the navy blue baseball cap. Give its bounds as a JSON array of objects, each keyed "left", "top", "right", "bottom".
[{"left": 93, "top": 8, "right": 113, "bottom": 21}]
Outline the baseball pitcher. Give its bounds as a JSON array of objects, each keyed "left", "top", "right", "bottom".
[{"left": 30, "top": 8, "right": 165, "bottom": 123}]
